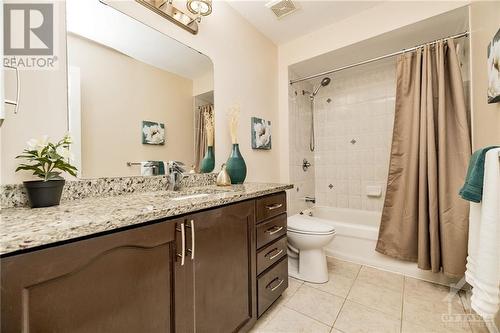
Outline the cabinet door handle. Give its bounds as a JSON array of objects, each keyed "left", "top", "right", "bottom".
[
  {"left": 176, "top": 222, "right": 186, "bottom": 266},
  {"left": 185, "top": 219, "right": 195, "bottom": 260},
  {"left": 265, "top": 248, "right": 284, "bottom": 261},
  {"left": 266, "top": 226, "right": 284, "bottom": 235},
  {"left": 266, "top": 203, "right": 283, "bottom": 211},
  {"left": 266, "top": 278, "right": 284, "bottom": 292}
]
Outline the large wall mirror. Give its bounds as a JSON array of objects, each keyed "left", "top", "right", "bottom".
[{"left": 66, "top": 0, "right": 214, "bottom": 178}]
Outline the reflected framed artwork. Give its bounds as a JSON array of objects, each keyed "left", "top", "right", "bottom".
[{"left": 142, "top": 121, "right": 165, "bottom": 145}]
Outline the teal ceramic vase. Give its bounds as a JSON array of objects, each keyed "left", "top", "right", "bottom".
[
  {"left": 226, "top": 144, "right": 247, "bottom": 184},
  {"left": 200, "top": 146, "right": 215, "bottom": 173}
]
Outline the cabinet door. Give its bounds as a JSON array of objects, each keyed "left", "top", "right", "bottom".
[
  {"left": 1, "top": 220, "right": 177, "bottom": 333},
  {"left": 180, "top": 200, "right": 256, "bottom": 333}
]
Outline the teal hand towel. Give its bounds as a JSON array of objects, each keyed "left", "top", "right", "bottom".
[
  {"left": 157, "top": 161, "right": 165, "bottom": 175},
  {"left": 459, "top": 146, "right": 500, "bottom": 203}
]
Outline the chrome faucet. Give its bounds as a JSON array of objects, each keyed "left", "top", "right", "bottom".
[{"left": 167, "top": 161, "right": 186, "bottom": 191}]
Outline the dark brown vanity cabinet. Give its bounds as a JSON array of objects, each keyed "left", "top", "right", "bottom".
[
  {"left": 1, "top": 193, "right": 288, "bottom": 332},
  {"left": 255, "top": 193, "right": 289, "bottom": 317},
  {"left": 1, "top": 220, "right": 177, "bottom": 333},
  {"left": 175, "top": 200, "right": 257, "bottom": 333}
]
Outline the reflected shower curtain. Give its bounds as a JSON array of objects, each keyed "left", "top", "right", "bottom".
[
  {"left": 376, "top": 40, "right": 471, "bottom": 277},
  {"left": 194, "top": 104, "right": 214, "bottom": 172}
]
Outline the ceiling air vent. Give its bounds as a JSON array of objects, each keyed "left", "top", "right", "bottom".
[{"left": 266, "top": 0, "right": 299, "bottom": 19}]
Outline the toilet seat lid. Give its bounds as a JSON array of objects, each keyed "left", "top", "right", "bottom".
[{"left": 287, "top": 216, "right": 336, "bottom": 235}]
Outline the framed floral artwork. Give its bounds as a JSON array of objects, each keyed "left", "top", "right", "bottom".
[
  {"left": 487, "top": 28, "right": 500, "bottom": 103},
  {"left": 142, "top": 121, "right": 165, "bottom": 145},
  {"left": 251, "top": 117, "right": 271, "bottom": 150}
]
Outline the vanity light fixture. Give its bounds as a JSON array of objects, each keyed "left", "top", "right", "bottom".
[
  {"left": 135, "top": 0, "right": 212, "bottom": 35},
  {"left": 186, "top": 0, "right": 212, "bottom": 22}
]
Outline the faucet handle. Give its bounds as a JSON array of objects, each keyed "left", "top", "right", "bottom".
[{"left": 168, "top": 161, "right": 186, "bottom": 173}]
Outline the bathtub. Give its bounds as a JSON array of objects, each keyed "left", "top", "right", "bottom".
[{"left": 293, "top": 206, "right": 457, "bottom": 285}]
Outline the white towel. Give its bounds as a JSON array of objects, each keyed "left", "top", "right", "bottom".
[
  {"left": 465, "top": 148, "right": 500, "bottom": 320},
  {"left": 140, "top": 162, "right": 153, "bottom": 176}
]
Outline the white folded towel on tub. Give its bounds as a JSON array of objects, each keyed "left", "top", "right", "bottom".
[{"left": 465, "top": 148, "right": 500, "bottom": 320}]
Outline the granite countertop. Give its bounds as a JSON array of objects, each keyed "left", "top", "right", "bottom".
[{"left": 0, "top": 183, "right": 292, "bottom": 256}]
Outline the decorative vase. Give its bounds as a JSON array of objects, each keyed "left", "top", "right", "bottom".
[
  {"left": 226, "top": 144, "right": 247, "bottom": 184},
  {"left": 200, "top": 146, "right": 215, "bottom": 173},
  {"left": 24, "top": 179, "right": 65, "bottom": 208}
]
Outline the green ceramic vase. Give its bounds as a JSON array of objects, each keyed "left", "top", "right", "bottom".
[
  {"left": 200, "top": 146, "right": 215, "bottom": 173},
  {"left": 226, "top": 144, "right": 247, "bottom": 184}
]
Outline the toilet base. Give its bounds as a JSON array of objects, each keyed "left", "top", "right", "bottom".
[{"left": 288, "top": 248, "right": 329, "bottom": 284}]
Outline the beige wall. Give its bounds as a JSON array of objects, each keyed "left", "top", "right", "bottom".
[
  {"left": 193, "top": 71, "right": 214, "bottom": 97},
  {"left": 277, "top": 1, "right": 470, "bottom": 183},
  {"left": 1, "top": 1, "right": 68, "bottom": 184},
  {"left": 469, "top": 1, "right": 500, "bottom": 150},
  {"left": 68, "top": 34, "right": 194, "bottom": 178}
]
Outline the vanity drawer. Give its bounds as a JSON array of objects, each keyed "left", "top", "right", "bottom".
[
  {"left": 256, "top": 192, "right": 287, "bottom": 223},
  {"left": 257, "top": 257, "right": 288, "bottom": 317},
  {"left": 257, "top": 236, "right": 287, "bottom": 275},
  {"left": 256, "top": 213, "right": 287, "bottom": 249}
]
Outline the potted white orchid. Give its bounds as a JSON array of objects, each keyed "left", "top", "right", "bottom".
[{"left": 15, "top": 134, "right": 77, "bottom": 208}]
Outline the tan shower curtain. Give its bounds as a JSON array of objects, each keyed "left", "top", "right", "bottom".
[
  {"left": 194, "top": 104, "right": 214, "bottom": 172},
  {"left": 375, "top": 40, "right": 471, "bottom": 277}
]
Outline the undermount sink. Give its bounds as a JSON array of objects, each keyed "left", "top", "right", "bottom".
[{"left": 171, "top": 193, "right": 209, "bottom": 201}]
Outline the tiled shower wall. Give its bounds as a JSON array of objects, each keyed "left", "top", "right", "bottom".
[
  {"left": 288, "top": 76, "right": 316, "bottom": 215},
  {"left": 313, "top": 59, "right": 396, "bottom": 211},
  {"left": 288, "top": 44, "right": 470, "bottom": 215}
]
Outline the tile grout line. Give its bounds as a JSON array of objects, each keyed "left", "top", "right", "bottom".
[
  {"left": 256, "top": 279, "right": 305, "bottom": 331},
  {"left": 282, "top": 284, "right": 340, "bottom": 328},
  {"left": 330, "top": 264, "right": 363, "bottom": 330},
  {"left": 284, "top": 262, "right": 362, "bottom": 330},
  {"left": 282, "top": 304, "right": 336, "bottom": 329}
]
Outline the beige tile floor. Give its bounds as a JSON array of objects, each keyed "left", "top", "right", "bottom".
[{"left": 251, "top": 257, "right": 491, "bottom": 333}]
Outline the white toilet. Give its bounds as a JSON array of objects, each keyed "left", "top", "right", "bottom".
[{"left": 287, "top": 215, "right": 336, "bottom": 283}]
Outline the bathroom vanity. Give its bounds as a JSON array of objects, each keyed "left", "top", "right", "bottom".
[{"left": 0, "top": 183, "right": 291, "bottom": 332}]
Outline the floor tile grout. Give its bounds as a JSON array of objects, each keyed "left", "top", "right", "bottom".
[
  {"left": 329, "top": 264, "right": 363, "bottom": 331},
  {"left": 282, "top": 303, "right": 336, "bottom": 329},
  {"left": 257, "top": 258, "right": 475, "bottom": 333},
  {"left": 284, "top": 283, "right": 345, "bottom": 328}
]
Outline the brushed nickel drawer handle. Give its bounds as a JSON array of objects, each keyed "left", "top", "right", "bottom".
[
  {"left": 265, "top": 248, "right": 284, "bottom": 261},
  {"left": 266, "top": 203, "right": 283, "bottom": 210},
  {"left": 185, "top": 219, "right": 195, "bottom": 260},
  {"left": 176, "top": 222, "right": 186, "bottom": 266},
  {"left": 266, "top": 226, "right": 284, "bottom": 235},
  {"left": 266, "top": 278, "right": 284, "bottom": 292}
]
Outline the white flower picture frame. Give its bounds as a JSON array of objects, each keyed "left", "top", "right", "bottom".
[
  {"left": 487, "top": 28, "right": 500, "bottom": 104},
  {"left": 251, "top": 117, "right": 271, "bottom": 150},
  {"left": 142, "top": 121, "right": 165, "bottom": 145}
]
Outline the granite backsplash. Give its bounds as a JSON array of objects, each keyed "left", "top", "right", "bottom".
[{"left": 1, "top": 173, "right": 217, "bottom": 208}]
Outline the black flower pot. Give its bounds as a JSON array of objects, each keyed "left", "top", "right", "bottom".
[{"left": 23, "top": 179, "right": 65, "bottom": 208}]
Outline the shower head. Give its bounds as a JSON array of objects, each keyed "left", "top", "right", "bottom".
[
  {"left": 320, "top": 77, "right": 331, "bottom": 86},
  {"left": 311, "top": 77, "right": 331, "bottom": 99}
]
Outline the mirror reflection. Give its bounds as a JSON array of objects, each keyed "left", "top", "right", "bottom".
[{"left": 66, "top": 0, "right": 214, "bottom": 178}]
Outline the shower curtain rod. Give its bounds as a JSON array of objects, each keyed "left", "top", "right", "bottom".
[{"left": 289, "top": 31, "right": 469, "bottom": 85}]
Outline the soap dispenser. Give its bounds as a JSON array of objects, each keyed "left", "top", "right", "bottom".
[{"left": 216, "top": 164, "right": 231, "bottom": 186}]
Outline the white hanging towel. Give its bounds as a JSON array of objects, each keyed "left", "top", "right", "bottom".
[
  {"left": 140, "top": 162, "right": 153, "bottom": 176},
  {"left": 465, "top": 148, "right": 500, "bottom": 320}
]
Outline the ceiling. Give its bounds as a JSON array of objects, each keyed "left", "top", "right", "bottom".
[
  {"left": 66, "top": 0, "right": 213, "bottom": 80},
  {"left": 227, "top": 1, "right": 383, "bottom": 45},
  {"left": 289, "top": 6, "right": 469, "bottom": 79}
]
